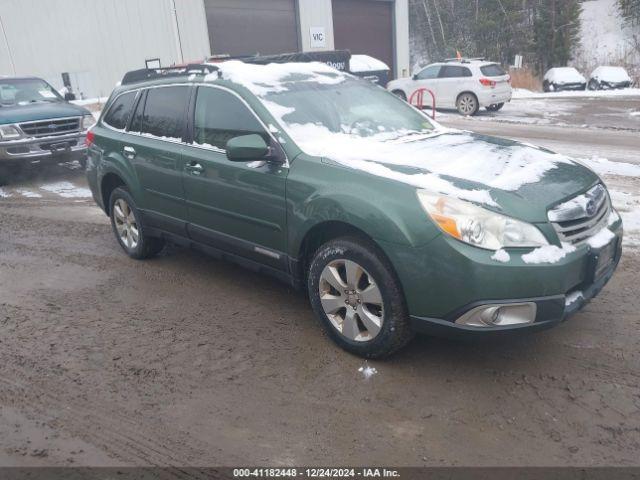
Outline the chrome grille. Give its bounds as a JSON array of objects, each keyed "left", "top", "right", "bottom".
[
  {"left": 548, "top": 184, "right": 611, "bottom": 245},
  {"left": 19, "top": 117, "right": 81, "bottom": 137}
]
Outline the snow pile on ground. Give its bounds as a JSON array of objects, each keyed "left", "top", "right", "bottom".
[
  {"left": 521, "top": 243, "right": 576, "bottom": 264},
  {"left": 16, "top": 189, "right": 42, "bottom": 198},
  {"left": 358, "top": 365, "right": 378, "bottom": 380},
  {"left": 40, "top": 182, "right": 92, "bottom": 198},
  {"left": 0, "top": 188, "right": 11, "bottom": 198},
  {"left": 513, "top": 88, "right": 640, "bottom": 99},
  {"left": 582, "top": 156, "right": 640, "bottom": 177}
]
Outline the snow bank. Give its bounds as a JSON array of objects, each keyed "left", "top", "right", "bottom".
[
  {"left": 582, "top": 156, "right": 640, "bottom": 177},
  {"left": 513, "top": 88, "right": 640, "bottom": 99},
  {"left": 0, "top": 187, "right": 11, "bottom": 198},
  {"left": 40, "top": 182, "right": 92, "bottom": 198},
  {"left": 16, "top": 189, "right": 42, "bottom": 198}
]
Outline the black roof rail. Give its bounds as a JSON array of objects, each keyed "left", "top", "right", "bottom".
[
  {"left": 206, "top": 50, "right": 352, "bottom": 72},
  {"left": 121, "top": 63, "right": 219, "bottom": 86},
  {"left": 443, "top": 57, "right": 486, "bottom": 63}
]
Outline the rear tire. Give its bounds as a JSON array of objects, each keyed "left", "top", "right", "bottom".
[
  {"left": 485, "top": 103, "right": 504, "bottom": 112},
  {"left": 392, "top": 90, "right": 406, "bottom": 101},
  {"left": 307, "top": 237, "right": 414, "bottom": 358},
  {"left": 109, "top": 187, "right": 164, "bottom": 259},
  {"left": 456, "top": 92, "right": 479, "bottom": 116}
]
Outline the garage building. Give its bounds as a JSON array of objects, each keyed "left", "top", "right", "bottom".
[{"left": 0, "top": 0, "right": 409, "bottom": 99}]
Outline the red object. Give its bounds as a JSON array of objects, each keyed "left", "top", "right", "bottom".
[
  {"left": 85, "top": 129, "right": 95, "bottom": 146},
  {"left": 408, "top": 88, "right": 437, "bottom": 120},
  {"left": 479, "top": 78, "right": 496, "bottom": 88}
]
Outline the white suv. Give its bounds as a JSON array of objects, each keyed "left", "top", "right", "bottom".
[{"left": 387, "top": 60, "right": 512, "bottom": 116}]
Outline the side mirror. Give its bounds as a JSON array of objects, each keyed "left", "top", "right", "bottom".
[
  {"left": 64, "top": 92, "right": 77, "bottom": 101},
  {"left": 412, "top": 73, "right": 418, "bottom": 80},
  {"left": 226, "top": 134, "right": 269, "bottom": 162}
]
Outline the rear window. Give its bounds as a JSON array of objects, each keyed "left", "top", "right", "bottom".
[
  {"left": 480, "top": 64, "right": 506, "bottom": 77},
  {"left": 439, "top": 66, "right": 472, "bottom": 78},
  {"left": 103, "top": 91, "right": 137, "bottom": 130},
  {"left": 139, "top": 86, "right": 190, "bottom": 140}
]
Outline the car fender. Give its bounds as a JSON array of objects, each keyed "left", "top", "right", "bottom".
[{"left": 97, "top": 148, "right": 141, "bottom": 207}]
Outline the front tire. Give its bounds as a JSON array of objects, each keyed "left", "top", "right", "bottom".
[
  {"left": 456, "top": 92, "right": 479, "bottom": 116},
  {"left": 109, "top": 187, "right": 164, "bottom": 259},
  {"left": 307, "top": 237, "right": 414, "bottom": 358},
  {"left": 588, "top": 79, "right": 599, "bottom": 91}
]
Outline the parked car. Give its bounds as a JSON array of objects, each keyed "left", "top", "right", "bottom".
[
  {"left": 542, "top": 67, "right": 586, "bottom": 92},
  {"left": 349, "top": 54, "right": 390, "bottom": 86},
  {"left": 588, "top": 66, "right": 632, "bottom": 90},
  {"left": 386, "top": 59, "right": 512, "bottom": 115},
  {"left": 0, "top": 77, "right": 93, "bottom": 179},
  {"left": 87, "top": 60, "right": 622, "bottom": 358}
]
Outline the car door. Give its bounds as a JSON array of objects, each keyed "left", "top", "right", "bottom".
[
  {"left": 182, "top": 85, "right": 288, "bottom": 271},
  {"left": 411, "top": 64, "right": 442, "bottom": 106},
  {"left": 437, "top": 65, "right": 473, "bottom": 108},
  {"left": 125, "top": 85, "right": 191, "bottom": 235}
]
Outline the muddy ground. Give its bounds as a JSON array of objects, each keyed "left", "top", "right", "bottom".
[{"left": 0, "top": 160, "right": 639, "bottom": 470}]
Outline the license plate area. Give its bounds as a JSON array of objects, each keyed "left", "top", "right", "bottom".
[{"left": 591, "top": 239, "right": 617, "bottom": 281}]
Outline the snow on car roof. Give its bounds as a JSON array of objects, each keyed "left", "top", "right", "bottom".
[
  {"left": 349, "top": 55, "right": 389, "bottom": 73},
  {"left": 591, "top": 66, "right": 631, "bottom": 82},
  {"left": 211, "top": 60, "right": 350, "bottom": 96},
  {"left": 544, "top": 67, "right": 586, "bottom": 83}
]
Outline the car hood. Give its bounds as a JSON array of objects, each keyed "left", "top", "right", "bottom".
[
  {"left": 303, "top": 129, "right": 600, "bottom": 223},
  {"left": 0, "top": 102, "right": 91, "bottom": 125}
]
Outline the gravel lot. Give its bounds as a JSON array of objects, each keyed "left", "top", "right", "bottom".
[{"left": 1, "top": 99, "right": 639, "bottom": 469}]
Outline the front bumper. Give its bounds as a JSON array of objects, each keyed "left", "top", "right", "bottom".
[
  {"left": 555, "top": 82, "right": 586, "bottom": 91},
  {"left": 0, "top": 131, "right": 87, "bottom": 165},
  {"left": 382, "top": 221, "right": 623, "bottom": 339}
]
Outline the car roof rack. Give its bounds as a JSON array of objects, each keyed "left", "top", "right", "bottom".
[
  {"left": 121, "top": 64, "right": 219, "bottom": 86},
  {"left": 443, "top": 57, "right": 486, "bottom": 63},
  {"left": 206, "top": 50, "right": 352, "bottom": 72}
]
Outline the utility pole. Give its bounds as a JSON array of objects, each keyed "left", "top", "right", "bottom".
[{"left": 0, "top": 14, "right": 16, "bottom": 75}]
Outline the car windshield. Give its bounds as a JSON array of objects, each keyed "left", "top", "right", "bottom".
[
  {"left": 0, "top": 78, "right": 63, "bottom": 106},
  {"left": 260, "top": 76, "right": 435, "bottom": 140}
]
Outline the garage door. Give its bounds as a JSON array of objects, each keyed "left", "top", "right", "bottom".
[
  {"left": 332, "top": 0, "right": 394, "bottom": 77},
  {"left": 204, "top": 0, "right": 299, "bottom": 56}
]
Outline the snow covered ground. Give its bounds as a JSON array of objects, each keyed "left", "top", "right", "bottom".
[{"left": 513, "top": 88, "right": 640, "bottom": 100}]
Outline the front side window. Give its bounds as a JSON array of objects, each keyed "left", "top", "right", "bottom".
[
  {"left": 194, "top": 87, "right": 266, "bottom": 150},
  {"left": 139, "top": 86, "right": 190, "bottom": 140},
  {"left": 0, "top": 78, "right": 63, "bottom": 106},
  {"left": 415, "top": 65, "right": 441, "bottom": 80},
  {"left": 103, "top": 91, "right": 137, "bottom": 130}
]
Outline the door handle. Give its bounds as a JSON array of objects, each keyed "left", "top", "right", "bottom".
[
  {"left": 186, "top": 162, "right": 204, "bottom": 175},
  {"left": 123, "top": 146, "right": 136, "bottom": 158}
]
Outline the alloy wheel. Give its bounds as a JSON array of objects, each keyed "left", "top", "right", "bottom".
[
  {"left": 457, "top": 94, "right": 477, "bottom": 115},
  {"left": 113, "top": 198, "right": 139, "bottom": 250},
  {"left": 318, "top": 259, "right": 384, "bottom": 342}
]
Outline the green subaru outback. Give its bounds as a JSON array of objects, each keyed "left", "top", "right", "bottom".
[{"left": 86, "top": 60, "right": 623, "bottom": 358}]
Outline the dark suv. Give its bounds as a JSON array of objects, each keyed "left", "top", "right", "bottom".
[
  {"left": 86, "top": 61, "right": 622, "bottom": 358},
  {"left": 0, "top": 77, "right": 93, "bottom": 179}
]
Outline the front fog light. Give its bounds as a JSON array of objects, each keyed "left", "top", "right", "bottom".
[{"left": 455, "top": 302, "right": 537, "bottom": 327}]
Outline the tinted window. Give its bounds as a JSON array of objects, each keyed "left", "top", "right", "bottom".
[
  {"left": 439, "top": 66, "right": 472, "bottom": 78},
  {"left": 140, "top": 86, "right": 190, "bottom": 140},
  {"left": 103, "top": 91, "right": 137, "bottom": 130},
  {"left": 194, "top": 87, "right": 265, "bottom": 150},
  {"left": 480, "top": 64, "right": 507, "bottom": 77},
  {"left": 128, "top": 90, "right": 145, "bottom": 133},
  {"left": 415, "top": 65, "right": 441, "bottom": 80}
]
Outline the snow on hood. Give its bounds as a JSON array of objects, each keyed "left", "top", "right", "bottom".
[
  {"left": 215, "top": 60, "right": 584, "bottom": 208},
  {"left": 544, "top": 67, "right": 586, "bottom": 84},
  {"left": 591, "top": 66, "right": 631, "bottom": 82}
]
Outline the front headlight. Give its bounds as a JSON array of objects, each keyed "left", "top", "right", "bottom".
[
  {"left": 81, "top": 115, "right": 95, "bottom": 131},
  {"left": 0, "top": 124, "right": 22, "bottom": 141},
  {"left": 417, "top": 190, "right": 548, "bottom": 250}
]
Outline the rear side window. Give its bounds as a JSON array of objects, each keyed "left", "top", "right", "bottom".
[
  {"left": 439, "top": 66, "right": 473, "bottom": 78},
  {"left": 140, "top": 86, "right": 190, "bottom": 140},
  {"left": 193, "top": 87, "right": 266, "bottom": 150},
  {"left": 480, "top": 64, "right": 507, "bottom": 77},
  {"left": 103, "top": 91, "right": 137, "bottom": 130}
]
